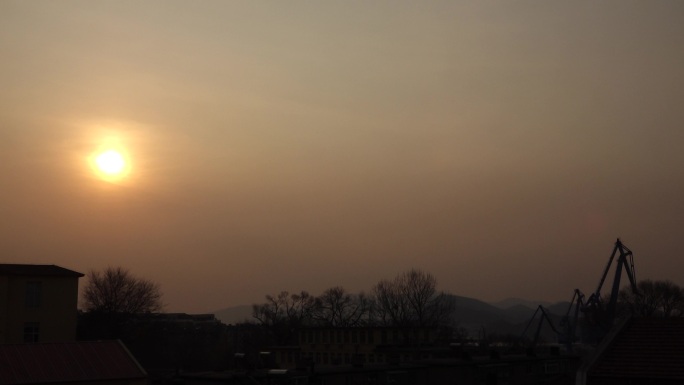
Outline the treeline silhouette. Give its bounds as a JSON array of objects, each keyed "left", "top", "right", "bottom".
[
  {"left": 617, "top": 279, "right": 684, "bottom": 318},
  {"left": 251, "top": 269, "right": 454, "bottom": 345}
]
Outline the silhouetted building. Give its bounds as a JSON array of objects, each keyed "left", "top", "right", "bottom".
[
  {"left": 301, "top": 355, "right": 578, "bottom": 385},
  {"left": 87, "top": 312, "right": 231, "bottom": 373},
  {"left": 0, "top": 264, "right": 83, "bottom": 343},
  {"left": 182, "top": 353, "right": 579, "bottom": 385},
  {"left": 577, "top": 317, "right": 684, "bottom": 384},
  {"left": 263, "top": 326, "right": 448, "bottom": 370},
  {"left": 300, "top": 326, "right": 444, "bottom": 368},
  {"left": 189, "top": 324, "right": 579, "bottom": 384}
]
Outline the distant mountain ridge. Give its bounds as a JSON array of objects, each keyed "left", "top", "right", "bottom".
[
  {"left": 490, "top": 298, "right": 553, "bottom": 309},
  {"left": 446, "top": 295, "right": 570, "bottom": 338},
  {"left": 212, "top": 295, "right": 571, "bottom": 340}
]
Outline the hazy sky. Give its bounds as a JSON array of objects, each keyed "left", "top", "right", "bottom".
[{"left": 2, "top": 1, "right": 683, "bottom": 313}]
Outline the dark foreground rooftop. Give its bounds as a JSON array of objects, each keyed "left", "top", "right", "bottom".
[
  {"left": 0, "top": 340, "right": 146, "bottom": 385},
  {"left": 580, "top": 317, "right": 684, "bottom": 384},
  {"left": 0, "top": 264, "right": 84, "bottom": 277}
]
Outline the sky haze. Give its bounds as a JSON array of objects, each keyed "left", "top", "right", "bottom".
[{"left": 2, "top": 1, "right": 684, "bottom": 312}]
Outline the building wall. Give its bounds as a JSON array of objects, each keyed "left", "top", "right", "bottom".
[
  {"left": 0, "top": 276, "right": 8, "bottom": 343},
  {"left": 0, "top": 275, "right": 80, "bottom": 343},
  {"left": 308, "top": 357, "right": 580, "bottom": 385},
  {"left": 272, "top": 327, "right": 441, "bottom": 369}
]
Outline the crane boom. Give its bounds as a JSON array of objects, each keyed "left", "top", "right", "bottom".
[
  {"left": 559, "top": 289, "right": 585, "bottom": 349},
  {"left": 594, "top": 239, "right": 637, "bottom": 295},
  {"left": 520, "top": 305, "right": 561, "bottom": 349},
  {"left": 582, "top": 238, "right": 639, "bottom": 335}
]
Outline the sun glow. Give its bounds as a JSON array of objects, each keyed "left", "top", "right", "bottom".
[
  {"left": 80, "top": 122, "right": 143, "bottom": 185},
  {"left": 96, "top": 150, "right": 126, "bottom": 175},
  {"left": 90, "top": 147, "right": 131, "bottom": 182}
]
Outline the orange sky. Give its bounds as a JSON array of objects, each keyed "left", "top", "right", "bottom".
[{"left": 2, "top": 1, "right": 684, "bottom": 313}]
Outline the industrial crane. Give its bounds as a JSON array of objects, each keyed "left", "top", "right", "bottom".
[
  {"left": 559, "top": 289, "right": 585, "bottom": 348},
  {"left": 520, "top": 293, "right": 584, "bottom": 353},
  {"left": 581, "top": 238, "right": 638, "bottom": 335},
  {"left": 519, "top": 305, "right": 561, "bottom": 350},
  {"left": 520, "top": 239, "right": 639, "bottom": 349}
]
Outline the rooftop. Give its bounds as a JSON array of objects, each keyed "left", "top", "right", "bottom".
[
  {"left": 0, "top": 340, "right": 146, "bottom": 385},
  {"left": 0, "top": 264, "right": 84, "bottom": 278},
  {"left": 587, "top": 317, "right": 684, "bottom": 381}
]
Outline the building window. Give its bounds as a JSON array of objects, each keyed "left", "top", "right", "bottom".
[
  {"left": 25, "top": 281, "right": 42, "bottom": 308},
  {"left": 24, "top": 322, "right": 39, "bottom": 343}
]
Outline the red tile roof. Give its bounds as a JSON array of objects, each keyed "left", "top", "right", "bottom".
[
  {"left": 588, "top": 317, "right": 684, "bottom": 381},
  {"left": 0, "top": 264, "right": 83, "bottom": 278},
  {"left": 0, "top": 340, "right": 146, "bottom": 384}
]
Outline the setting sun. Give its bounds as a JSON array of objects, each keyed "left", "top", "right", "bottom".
[
  {"left": 90, "top": 146, "right": 130, "bottom": 182},
  {"left": 95, "top": 150, "right": 125, "bottom": 175}
]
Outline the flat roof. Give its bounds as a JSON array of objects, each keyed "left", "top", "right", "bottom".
[{"left": 0, "top": 264, "right": 84, "bottom": 277}]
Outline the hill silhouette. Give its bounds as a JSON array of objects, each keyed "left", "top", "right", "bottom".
[
  {"left": 490, "top": 297, "right": 553, "bottom": 309},
  {"left": 447, "top": 295, "right": 570, "bottom": 340},
  {"left": 212, "top": 295, "right": 571, "bottom": 342}
]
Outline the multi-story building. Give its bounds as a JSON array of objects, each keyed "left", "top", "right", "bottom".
[
  {"left": 261, "top": 326, "right": 580, "bottom": 385},
  {"left": 270, "top": 326, "right": 444, "bottom": 369},
  {"left": 0, "top": 264, "right": 83, "bottom": 343}
]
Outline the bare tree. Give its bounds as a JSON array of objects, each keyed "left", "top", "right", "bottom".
[
  {"left": 314, "top": 286, "right": 372, "bottom": 327},
  {"left": 373, "top": 277, "right": 409, "bottom": 327},
  {"left": 83, "top": 267, "right": 163, "bottom": 314},
  {"left": 656, "top": 280, "right": 684, "bottom": 317},
  {"left": 252, "top": 290, "right": 317, "bottom": 344},
  {"left": 372, "top": 269, "right": 453, "bottom": 328},
  {"left": 399, "top": 269, "right": 443, "bottom": 326},
  {"left": 618, "top": 279, "right": 684, "bottom": 318},
  {"left": 288, "top": 291, "right": 318, "bottom": 325},
  {"left": 252, "top": 292, "right": 286, "bottom": 326}
]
